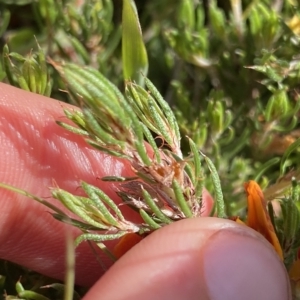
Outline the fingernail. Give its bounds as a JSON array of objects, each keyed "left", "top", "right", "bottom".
[{"left": 202, "top": 228, "right": 291, "bottom": 300}]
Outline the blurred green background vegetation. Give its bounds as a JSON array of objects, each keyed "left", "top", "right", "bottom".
[{"left": 1, "top": 0, "right": 300, "bottom": 298}]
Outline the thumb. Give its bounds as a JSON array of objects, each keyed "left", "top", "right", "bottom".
[{"left": 83, "top": 217, "right": 291, "bottom": 300}]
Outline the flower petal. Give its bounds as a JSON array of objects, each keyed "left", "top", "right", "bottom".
[
  {"left": 113, "top": 233, "right": 144, "bottom": 259},
  {"left": 244, "top": 180, "right": 283, "bottom": 260}
]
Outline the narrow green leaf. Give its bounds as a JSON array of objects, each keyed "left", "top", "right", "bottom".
[
  {"left": 280, "top": 138, "right": 300, "bottom": 176},
  {"left": 0, "top": 9, "right": 10, "bottom": 37},
  {"left": 140, "top": 123, "right": 161, "bottom": 163},
  {"left": 126, "top": 94, "right": 159, "bottom": 134},
  {"left": 84, "top": 109, "right": 124, "bottom": 145},
  {"left": 101, "top": 176, "right": 139, "bottom": 182},
  {"left": 56, "top": 121, "right": 89, "bottom": 136},
  {"left": 75, "top": 232, "right": 127, "bottom": 246},
  {"left": 122, "top": 0, "right": 148, "bottom": 84},
  {"left": 69, "top": 35, "right": 90, "bottom": 64},
  {"left": 172, "top": 179, "right": 193, "bottom": 218},
  {"left": 145, "top": 77, "right": 181, "bottom": 144},
  {"left": 81, "top": 182, "right": 120, "bottom": 227},
  {"left": 142, "top": 188, "right": 173, "bottom": 224},
  {"left": 147, "top": 98, "right": 172, "bottom": 145},
  {"left": 86, "top": 183, "right": 126, "bottom": 222},
  {"left": 139, "top": 209, "right": 161, "bottom": 229},
  {"left": 15, "top": 281, "right": 25, "bottom": 293},
  {"left": 18, "top": 290, "right": 50, "bottom": 300},
  {"left": 184, "top": 162, "right": 195, "bottom": 185},
  {"left": 178, "top": 0, "right": 195, "bottom": 29},
  {"left": 0, "top": 182, "right": 68, "bottom": 217},
  {"left": 200, "top": 152, "right": 227, "bottom": 218},
  {"left": 254, "top": 157, "right": 280, "bottom": 182},
  {"left": 52, "top": 214, "right": 100, "bottom": 230},
  {"left": 2, "top": 44, "right": 14, "bottom": 84},
  {"left": 121, "top": 99, "right": 151, "bottom": 165},
  {"left": 52, "top": 189, "right": 109, "bottom": 229},
  {"left": 28, "top": 60, "right": 37, "bottom": 93},
  {"left": 188, "top": 137, "right": 202, "bottom": 185}
]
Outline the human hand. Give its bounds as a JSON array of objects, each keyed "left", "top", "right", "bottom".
[{"left": 0, "top": 83, "right": 291, "bottom": 299}]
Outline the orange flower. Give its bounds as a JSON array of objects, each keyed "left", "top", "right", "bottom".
[
  {"left": 288, "top": 250, "right": 300, "bottom": 298},
  {"left": 113, "top": 233, "right": 144, "bottom": 259},
  {"left": 244, "top": 180, "right": 283, "bottom": 260}
]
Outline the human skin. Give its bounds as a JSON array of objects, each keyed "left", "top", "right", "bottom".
[{"left": 0, "top": 83, "right": 291, "bottom": 299}]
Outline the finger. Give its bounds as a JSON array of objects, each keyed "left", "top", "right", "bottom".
[{"left": 84, "top": 217, "right": 291, "bottom": 300}]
